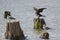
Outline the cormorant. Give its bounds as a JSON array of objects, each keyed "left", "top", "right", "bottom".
[
  {"left": 33, "top": 7, "right": 47, "bottom": 17},
  {"left": 4, "top": 11, "right": 11, "bottom": 19}
]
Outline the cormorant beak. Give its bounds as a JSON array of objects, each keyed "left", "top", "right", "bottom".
[{"left": 43, "top": 8, "right": 47, "bottom": 9}]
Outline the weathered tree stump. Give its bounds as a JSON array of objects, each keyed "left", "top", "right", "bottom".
[
  {"left": 34, "top": 18, "right": 46, "bottom": 29},
  {"left": 5, "top": 20, "right": 25, "bottom": 40}
]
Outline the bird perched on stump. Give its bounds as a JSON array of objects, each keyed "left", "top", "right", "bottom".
[{"left": 33, "top": 7, "right": 47, "bottom": 17}]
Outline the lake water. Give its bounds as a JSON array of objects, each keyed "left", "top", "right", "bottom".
[{"left": 0, "top": 0, "right": 60, "bottom": 40}]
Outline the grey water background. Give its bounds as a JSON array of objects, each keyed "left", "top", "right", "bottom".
[{"left": 0, "top": 0, "right": 60, "bottom": 40}]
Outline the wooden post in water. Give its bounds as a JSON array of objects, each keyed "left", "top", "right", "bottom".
[{"left": 5, "top": 20, "right": 25, "bottom": 40}]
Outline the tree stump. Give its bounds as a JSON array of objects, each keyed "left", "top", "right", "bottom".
[
  {"left": 5, "top": 20, "right": 25, "bottom": 40},
  {"left": 34, "top": 18, "right": 46, "bottom": 29}
]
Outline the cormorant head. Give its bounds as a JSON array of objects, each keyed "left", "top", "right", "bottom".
[{"left": 4, "top": 11, "right": 11, "bottom": 19}]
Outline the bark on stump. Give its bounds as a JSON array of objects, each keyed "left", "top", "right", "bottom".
[{"left": 5, "top": 20, "right": 25, "bottom": 40}]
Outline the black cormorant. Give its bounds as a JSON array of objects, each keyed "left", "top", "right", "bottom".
[{"left": 34, "top": 7, "right": 47, "bottom": 17}]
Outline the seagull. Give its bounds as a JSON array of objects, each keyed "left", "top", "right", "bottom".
[{"left": 34, "top": 7, "right": 47, "bottom": 17}]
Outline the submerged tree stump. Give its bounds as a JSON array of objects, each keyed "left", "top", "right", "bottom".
[
  {"left": 40, "top": 32, "right": 49, "bottom": 39},
  {"left": 5, "top": 20, "right": 25, "bottom": 40}
]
